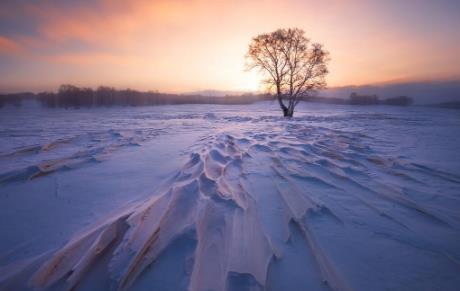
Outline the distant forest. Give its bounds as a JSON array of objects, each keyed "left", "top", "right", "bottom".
[
  {"left": 2, "top": 84, "right": 455, "bottom": 109},
  {"left": 0, "top": 85, "right": 273, "bottom": 108}
]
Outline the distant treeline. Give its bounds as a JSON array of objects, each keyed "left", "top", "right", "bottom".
[
  {"left": 37, "top": 85, "right": 274, "bottom": 108},
  {"left": 348, "top": 92, "right": 413, "bottom": 106},
  {"left": 0, "top": 92, "right": 35, "bottom": 108},
  {"left": 0, "top": 85, "right": 426, "bottom": 109},
  {"left": 0, "top": 85, "right": 273, "bottom": 108}
]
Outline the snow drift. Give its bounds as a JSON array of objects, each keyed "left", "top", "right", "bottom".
[{"left": 0, "top": 103, "right": 459, "bottom": 290}]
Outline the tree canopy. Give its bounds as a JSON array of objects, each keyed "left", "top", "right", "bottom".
[{"left": 247, "top": 28, "right": 329, "bottom": 117}]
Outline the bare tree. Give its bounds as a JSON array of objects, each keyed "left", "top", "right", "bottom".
[{"left": 246, "top": 28, "right": 330, "bottom": 117}]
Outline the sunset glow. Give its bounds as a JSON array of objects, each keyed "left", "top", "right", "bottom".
[{"left": 1, "top": 0, "right": 459, "bottom": 92}]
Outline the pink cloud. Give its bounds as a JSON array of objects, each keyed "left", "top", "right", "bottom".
[
  {"left": 21, "top": 0, "right": 199, "bottom": 47},
  {"left": 0, "top": 36, "right": 25, "bottom": 56},
  {"left": 47, "top": 52, "right": 142, "bottom": 66},
  {"left": 1, "top": 0, "right": 459, "bottom": 91}
]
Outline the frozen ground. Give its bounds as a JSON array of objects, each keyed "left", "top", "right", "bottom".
[{"left": 0, "top": 101, "right": 459, "bottom": 290}]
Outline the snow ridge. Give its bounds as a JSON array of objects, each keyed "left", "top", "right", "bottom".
[{"left": 1, "top": 122, "right": 459, "bottom": 291}]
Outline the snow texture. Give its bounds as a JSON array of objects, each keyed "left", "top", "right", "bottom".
[{"left": 0, "top": 102, "right": 459, "bottom": 290}]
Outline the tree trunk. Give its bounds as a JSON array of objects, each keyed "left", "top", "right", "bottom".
[
  {"left": 284, "top": 107, "right": 294, "bottom": 117},
  {"left": 280, "top": 102, "right": 294, "bottom": 117},
  {"left": 276, "top": 92, "right": 294, "bottom": 117},
  {"left": 277, "top": 93, "right": 290, "bottom": 117},
  {"left": 282, "top": 106, "right": 289, "bottom": 117},
  {"left": 283, "top": 98, "right": 295, "bottom": 117}
]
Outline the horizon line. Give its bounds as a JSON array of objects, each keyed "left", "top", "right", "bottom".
[{"left": 2, "top": 78, "right": 460, "bottom": 95}]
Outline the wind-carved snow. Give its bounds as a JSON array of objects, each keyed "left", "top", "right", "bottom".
[
  {"left": 0, "top": 104, "right": 460, "bottom": 290},
  {"left": 0, "top": 128, "right": 164, "bottom": 184}
]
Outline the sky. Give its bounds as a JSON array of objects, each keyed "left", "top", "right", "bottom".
[{"left": 0, "top": 0, "right": 460, "bottom": 93}]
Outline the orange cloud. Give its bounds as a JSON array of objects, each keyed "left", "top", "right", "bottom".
[
  {"left": 0, "top": 36, "right": 24, "bottom": 56},
  {"left": 22, "top": 0, "right": 199, "bottom": 47},
  {"left": 1, "top": 0, "right": 459, "bottom": 92},
  {"left": 47, "top": 52, "right": 142, "bottom": 66}
]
